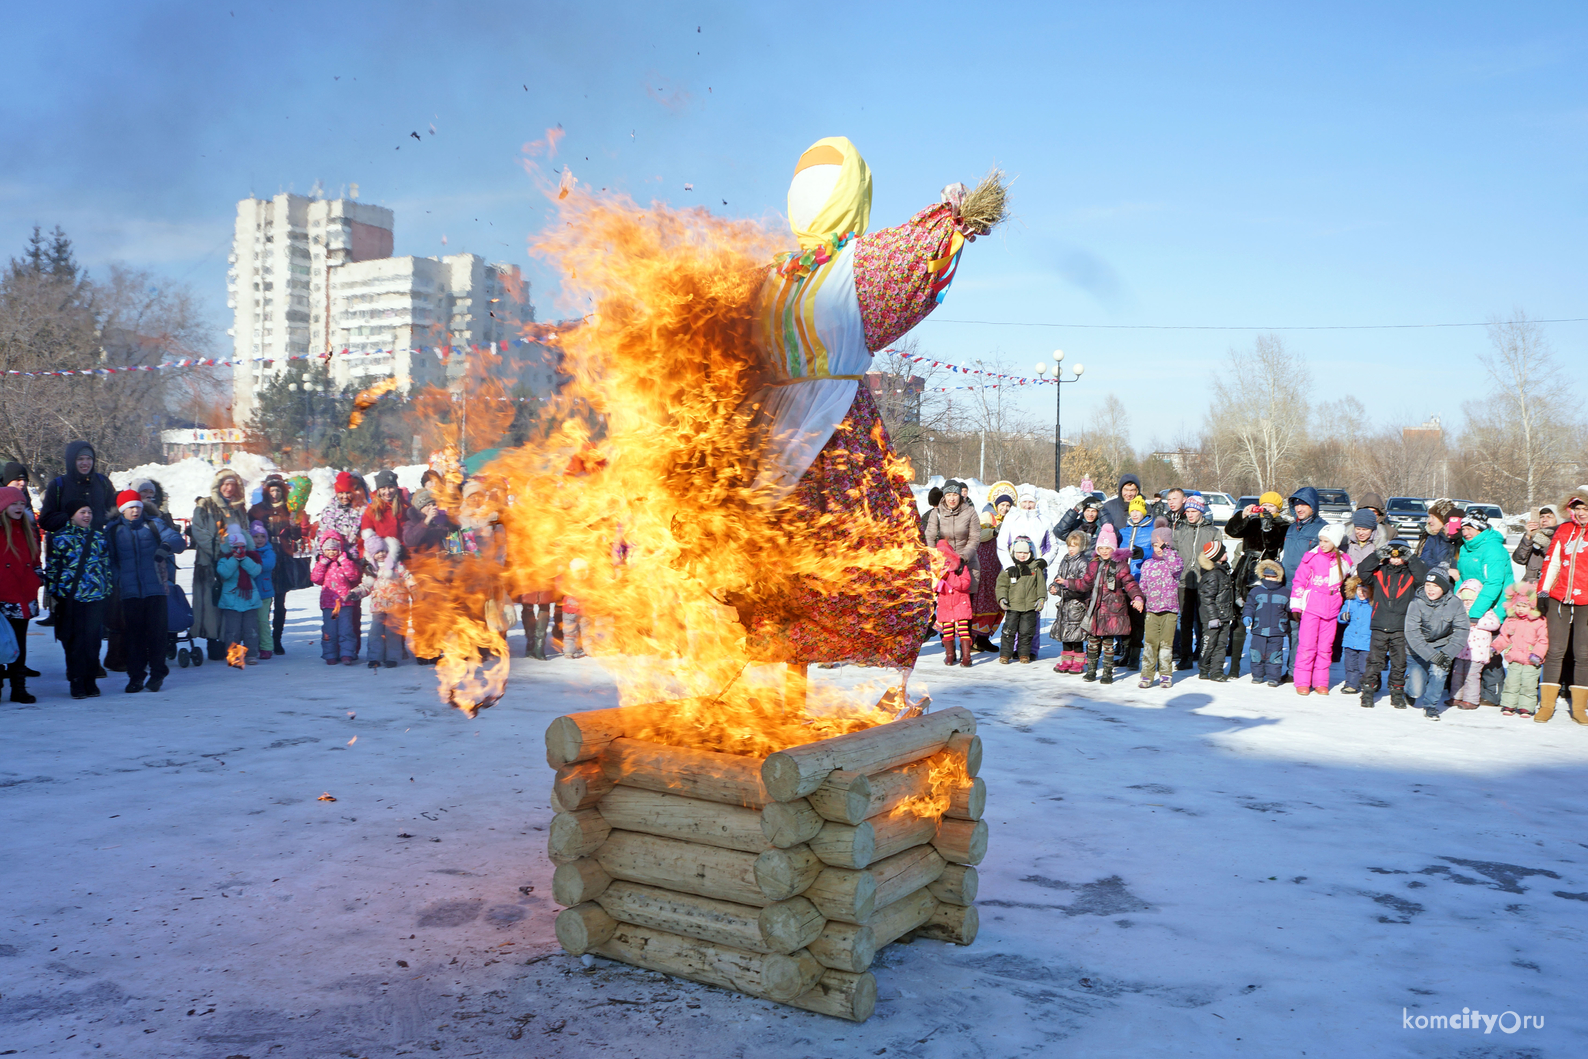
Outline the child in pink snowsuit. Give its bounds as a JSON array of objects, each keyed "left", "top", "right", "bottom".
[
  {"left": 1288, "top": 524, "right": 1353, "bottom": 694},
  {"left": 934, "top": 538, "right": 974, "bottom": 668}
]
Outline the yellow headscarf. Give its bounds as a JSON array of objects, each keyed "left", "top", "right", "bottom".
[{"left": 788, "top": 136, "right": 872, "bottom": 251}]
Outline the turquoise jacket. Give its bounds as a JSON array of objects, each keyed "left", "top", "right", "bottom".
[
  {"left": 216, "top": 552, "right": 264, "bottom": 612},
  {"left": 1455, "top": 527, "right": 1514, "bottom": 622}
]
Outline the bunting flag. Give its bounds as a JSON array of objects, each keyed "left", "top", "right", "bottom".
[
  {"left": 885, "top": 349, "right": 1057, "bottom": 386},
  {"left": 1, "top": 339, "right": 544, "bottom": 378}
]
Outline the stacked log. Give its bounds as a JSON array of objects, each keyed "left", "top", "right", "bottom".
[{"left": 547, "top": 703, "right": 984, "bottom": 1022}]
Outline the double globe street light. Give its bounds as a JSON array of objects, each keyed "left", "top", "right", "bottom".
[{"left": 1034, "top": 350, "right": 1084, "bottom": 492}]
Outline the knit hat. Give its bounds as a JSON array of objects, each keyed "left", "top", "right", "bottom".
[
  {"left": 1318, "top": 524, "right": 1346, "bottom": 549},
  {"left": 1259, "top": 491, "right": 1283, "bottom": 508},
  {"left": 334, "top": 471, "right": 357, "bottom": 494},
  {"left": 115, "top": 489, "right": 143, "bottom": 513},
  {"left": 373, "top": 469, "right": 398, "bottom": 490},
  {"left": 1351, "top": 508, "right": 1378, "bottom": 529},
  {"left": 130, "top": 478, "right": 155, "bottom": 496},
  {"left": 1096, "top": 524, "right": 1119, "bottom": 550},
  {"left": 226, "top": 528, "right": 249, "bottom": 549},
  {"left": 366, "top": 536, "right": 390, "bottom": 555},
  {"left": 1456, "top": 577, "right": 1482, "bottom": 603},
  {"left": 412, "top": 488, "right": 436, "bottom": 509},
  {"left": 1202, "top": 539, "right": 1226, "bottom": 562},
  {"left": 992, "top": 490, "right": 1015, "bottom": 508},
  {"left": 1151, "top": 527, "right": 1173, "bottom": 549},
  {"left": 1426, "top": 567, "right": 1452, "bottom": 593},
  {"left": 1185, "top": 495, "right": 1209, "bottom": 516},
  {"left": 942, "top": 480, "right": 964, "bottom": 497},
  {"left": 0, "top": 485, "right": 25, "bottom": 510},
  {"left": 1462, "top": 507, "right": 1490, "bottom": 532},
  {"left": 250, "top": 520, "right": 268, "bottom": 537},
  {"left": 1, "top": 462, "right": 27, "bottom": 486},
  {"left": 1128, "top": 496, "right": 1148, "bottom": 516},
  {"left": 1010, "top": 535, "right": 1033, "bottom": 557}
]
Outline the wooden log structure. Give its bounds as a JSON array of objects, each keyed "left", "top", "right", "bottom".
[
  {"left": 596, "top": 830, "right": 769, "bottom": 907},
  {"left": 760, "top": 706, "right": 978, "bottom": 802},
  {"left": 548, "top": 809, "right": 611, "bottom": 865},
  {"left": 544, "top": 705, "right": 985, "bottom": 1023},
  {"left": 551, "top": 858, "right": 612, "bottom": 906},
  {"left": 602, "top": 737, "right": 768, "bottom": 808},
  {"left": 912, "top": 901, "right": 979, "bottom": 946},
  {"left": 926, "top": 863, "right": 978, "bottom": 906},
  {"left": 594, "top": 880, "right": 823, "bottom": 955},
  {"left": 598, "top": 786, "right": 769, "bottom": 853},
  {"left": 785, "top": 969, "right": 877, "bottom": 1022},
  {"left": 551, "top": 760, "right": 614, "bottom": 812},
  {"left": 932, "top": 817, "right": 989, "bottom": 866},
  {"left": 591, "top": 922, "right": 824, "bottom": 1003}
]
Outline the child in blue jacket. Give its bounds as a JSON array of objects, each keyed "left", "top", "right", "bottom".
[
  {"left": 249, "top": 521, "right": 277, "bottom": 660},
  {"left": 216, "top": 529, "right": 263, "bottom": 664},
  {"left": 1241, "top": 559, "right": 1291, "bottom": 686},
  {"left": 1338, "top": 575, "right": 1374, "bottom": 694}
]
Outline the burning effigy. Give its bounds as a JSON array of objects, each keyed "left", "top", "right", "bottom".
[{"left": 408, "top": 135, "right": 1005, "bottom": 1017}]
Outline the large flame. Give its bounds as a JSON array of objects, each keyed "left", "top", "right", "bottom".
[{"left": 406, "top": 186, "right": 933, "bottom": 753}]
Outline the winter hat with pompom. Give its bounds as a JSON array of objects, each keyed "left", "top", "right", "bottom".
[
  {"left": 1151, "top": 526, "right": 1173, "bottom": 550},
  {"left": 1096, "top": 524, "right": 1119, "bottom": 550},
  {"left": 1185, "top": 495, "right": 1209, "bottom": 516}
]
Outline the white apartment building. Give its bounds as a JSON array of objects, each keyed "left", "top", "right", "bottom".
[
  {"left": 229, "top": 188, "right": 552, "bottom": 423},
  {"left": 228, "top": 189, "right": 394, "bottom": 422},
  {"left": 327, "top": 252, "right": 542, "bottom": 393}
]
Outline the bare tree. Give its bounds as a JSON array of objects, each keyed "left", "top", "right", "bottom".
[
  {"left": 1459, "top": 310, "right": 1577, "bottom": 510},
  {"left": 1206, "top": 334, "right": 1311, "bottom": 494}
]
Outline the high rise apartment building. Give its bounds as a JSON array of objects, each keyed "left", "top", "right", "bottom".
[{"left": 228, "top": 188, "right": 544, "bottom": 423}]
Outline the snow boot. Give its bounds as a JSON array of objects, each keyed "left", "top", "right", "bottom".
[
  {"left": 1536, "top": 683, "right": 1559, "bottom": 723},
  {"left": 1160, "top": 674, "right": 1172, "bottom": 690},
  {"left": 69, "top": 680, "right": 86, "bottom": 700},
  {"left": 1359, "top": 687, "right": 1375, "bottom": 709},
  {"left": 1570, "top": 686, "right": 1588, "bottom": 725},
  {"left": 1082, "top": 641, "right": 1100, "bottom": 682},
  {"left": 532, "top": 614, "right": 550, "bottom": 660},
  {"left": 942, "top": 635, "right": 957, "bottom": 666},
  {"left": 1098, "top": 652, "right": 1115, "bottom": 685},
  {"left": 959, "top": 637, "right": 974, "bottom": 668},
  {"left": 1389, "top": 684, "right": 1407, "bottom": 709},
  {"left": 973, "top": 634, "right": 998, "bottom": 653},
  {"left": 9, "top": 677, "right": 35, "bottom": 704}
]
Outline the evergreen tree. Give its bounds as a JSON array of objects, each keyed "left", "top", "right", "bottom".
[{"left": 47, "top": 226, "right": 77, "bottom": 282}]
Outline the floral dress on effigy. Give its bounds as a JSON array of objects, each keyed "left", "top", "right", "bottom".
[{"left": 745, "top": 192, "right": 987, "bottom": 669}]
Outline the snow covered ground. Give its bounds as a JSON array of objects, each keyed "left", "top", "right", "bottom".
[{"left": 4, "top": 580, "right": 1587, "bottom": 1057}]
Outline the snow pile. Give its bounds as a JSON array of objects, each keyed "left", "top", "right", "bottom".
[{"left": 111, "top": 457, "right": 429, "bottom": 522}]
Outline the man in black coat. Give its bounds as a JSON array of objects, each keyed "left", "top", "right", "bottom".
[
  {"left": 1099, "top": 473, "right": 1142, "bottom": 529},
  {"left": 1222, "top": 493, "right": 1290, "bottom": 680},
  {"left": 39, "top": 441, "right": 116, "bottom": 532}
]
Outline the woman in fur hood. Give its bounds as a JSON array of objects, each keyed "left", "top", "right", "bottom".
[
  {"left": 1513, "top": 505, "right": 1560, "bottom": 584},
  {"left": 191, "top": 469, "right": 252, "bottom": 660}
]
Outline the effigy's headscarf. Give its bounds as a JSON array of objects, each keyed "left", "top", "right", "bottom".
[{"left": 787, "top": 136, "right": 872, "bottom": 250}]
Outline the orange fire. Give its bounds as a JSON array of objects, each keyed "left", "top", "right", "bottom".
[
  {"left": 348, "top": 376, "right": 400, "bottom": 429},
  {"left": 226, "top": 642, "right": 247, "bottom": 668},
  {"left": 403, "top": 184, "right": 932, "bottom": 750}
]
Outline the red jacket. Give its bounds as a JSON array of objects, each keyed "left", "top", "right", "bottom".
[
  {"left": 360, "top": 497, "right": 410, "bottom": 543},
  {"left": 0, "top": 518, "right": 43, "bottom": 604},
  {"left": 1540, "top": 521, "right": 1588, "bottom": 607}
]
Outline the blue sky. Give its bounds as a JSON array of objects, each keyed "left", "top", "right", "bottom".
[{"left": 3, "top": 1, "right": 1584, "bottom": 445}]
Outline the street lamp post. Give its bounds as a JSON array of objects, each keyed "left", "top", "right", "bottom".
[{"left": 1035, "top": 350, "right": 1084, "bottom": 492}]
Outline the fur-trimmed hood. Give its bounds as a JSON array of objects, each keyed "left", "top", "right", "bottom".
[
  {"left": 210, "top": 468, "right": 246, "bottom": 510},
  {"left": 1256, "top": 559, "right": 1285, "bottom": 583},
  {"left": 1560, "top": 487, "right": 1588, "bottom": 518}
]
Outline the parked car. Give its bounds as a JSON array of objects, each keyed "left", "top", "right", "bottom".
[
  {"left": 1385, "top": 497, "right": 1428, "bottom": 539},
  {"left": 1313, "top": 488, "right": 1354, "bottom": 524},
  {"left": 1198, "top": 491, "right": 1237, "bottom": 526}
]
